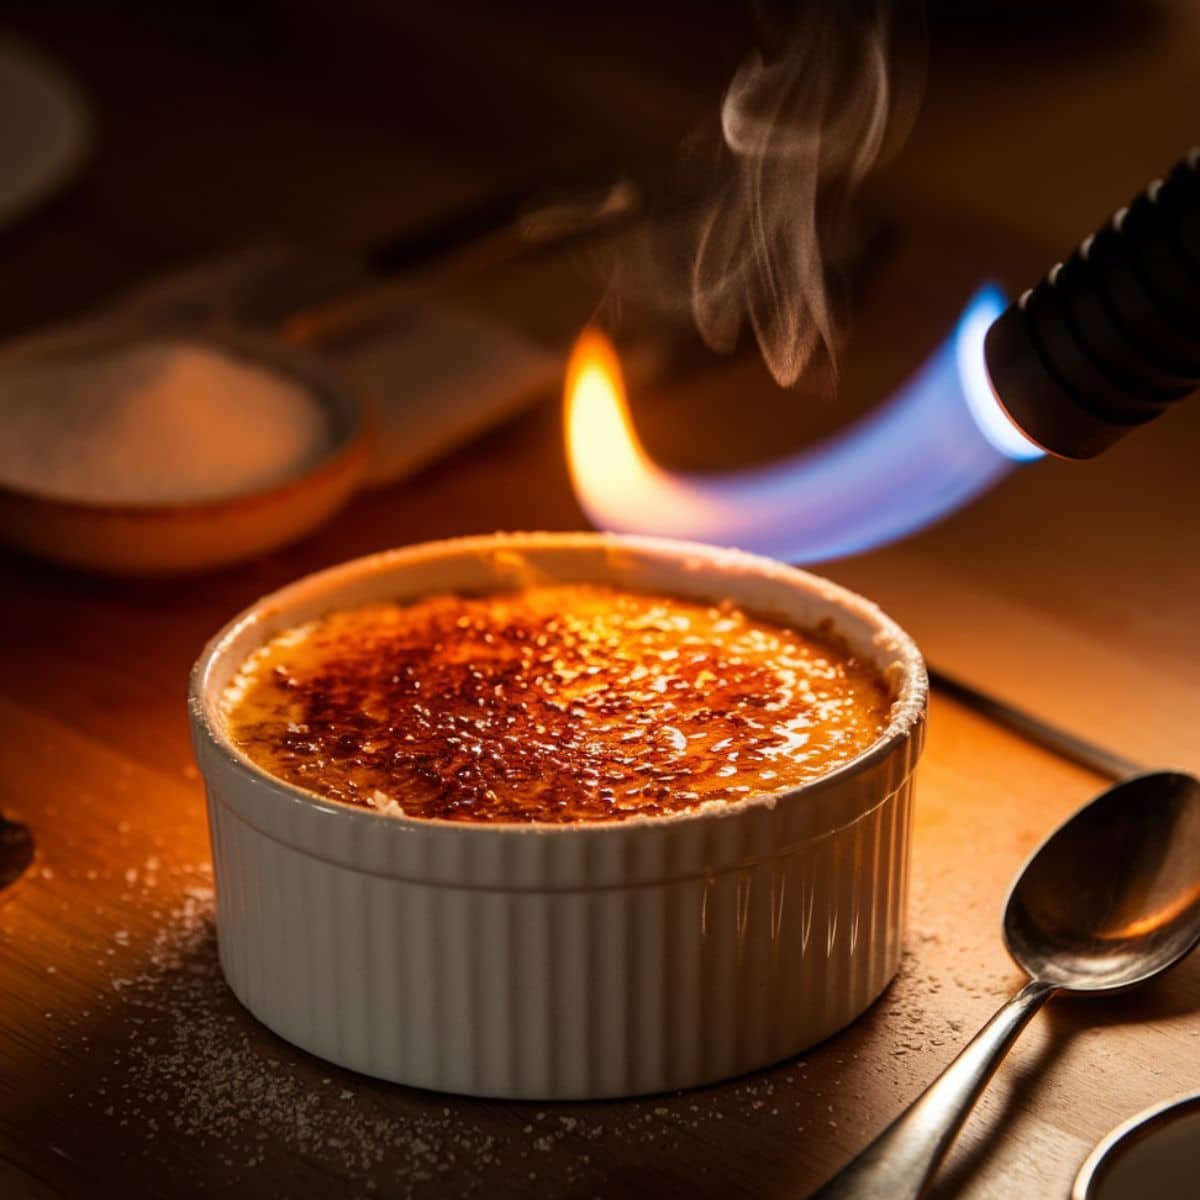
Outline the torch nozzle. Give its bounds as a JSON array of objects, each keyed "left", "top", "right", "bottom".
[{"left": 984, "top": 150, "right": 1200, "bottom": 459}]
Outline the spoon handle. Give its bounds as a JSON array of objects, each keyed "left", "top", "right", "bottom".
[{"left": 809, "top": 978, "right": 1056, "bottom": 1200}]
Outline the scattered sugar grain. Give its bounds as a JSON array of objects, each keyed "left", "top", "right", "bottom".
[{"left": 58, "top": 847, "right": 921, "bottom": 1194}]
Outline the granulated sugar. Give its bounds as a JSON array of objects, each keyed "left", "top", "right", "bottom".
[
  {"left": 88, "top": 863, "right": 501, "bottom": 1193},
  {"left": 43, "top": 853, "right": 833, "bottom": 1196},
  {"left": 0, "top": 341, "right": 328, "bottom": 504}
]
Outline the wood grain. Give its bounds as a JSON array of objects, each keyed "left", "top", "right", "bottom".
[
  {"left": 1, "top": 3, "right": 1198, "bottom": 1197},
  {"left": 7, "top": 679, "right": 1197, "bottom": 1200}
]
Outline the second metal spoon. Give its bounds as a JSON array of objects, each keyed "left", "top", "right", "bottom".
[{"left": 811, "top": 770, "right": 1200, "bottom": 1200}]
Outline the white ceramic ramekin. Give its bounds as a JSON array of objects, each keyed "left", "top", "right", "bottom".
[{"left": 189, "top": 532, "right": 927, "bottom": 1100}]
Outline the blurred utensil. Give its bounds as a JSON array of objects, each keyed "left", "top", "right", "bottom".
[
  {"left": 229, "top": 173, "right": 655, "bottom": 330},
  {"left": 927, "top": 666, "right": 1143, "bottom": 781},
  {"left": 0, "top": 813, "right": 33, "bottom": 896}
]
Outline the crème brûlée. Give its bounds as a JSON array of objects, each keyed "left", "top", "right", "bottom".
[{"left": 222, "top": 584, "right": 892, "bottom": 824}]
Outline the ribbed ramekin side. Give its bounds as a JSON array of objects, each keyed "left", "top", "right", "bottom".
[
  {"left": 206, "top": 769, "right": 915, "bottom": 1100},
  {"left": 666, "top": 771, "right": 914, "bottom": 1087}
]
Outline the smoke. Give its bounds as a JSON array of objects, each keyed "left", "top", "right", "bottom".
[{"left": 691, "top": 1, "right": 921, "bottom": 387}]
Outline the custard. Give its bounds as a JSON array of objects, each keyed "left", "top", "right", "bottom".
[{"left": 222, "top": 584, "right": 891, "bottom": 824}]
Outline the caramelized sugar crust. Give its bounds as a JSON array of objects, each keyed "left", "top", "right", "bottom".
[{"left": 223, "top": 585, "right": 891, "bottom": 824}]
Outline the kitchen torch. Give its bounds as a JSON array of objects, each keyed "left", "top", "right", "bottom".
[{"left": 985, "top": 150, "right": 1200, "bottom": 459}]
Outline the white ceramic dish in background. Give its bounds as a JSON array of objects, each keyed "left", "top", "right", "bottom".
[
  {"left": 189, "top": 532, "right": 927, "bottom": 1099},
  {"left": 0, "top": 35, "right": 91, "bottom": 229}
]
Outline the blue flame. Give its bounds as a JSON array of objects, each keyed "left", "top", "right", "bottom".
[
  {"left": 956, "top": 288, "right": 1045, "bottom": 463},
  {"left": 574, "top": 285, "right": 1043, "bottom": 562}
]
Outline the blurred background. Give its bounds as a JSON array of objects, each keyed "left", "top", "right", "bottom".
[
  {"left": 4, "top": 1, "right": 1194, "bottom": 334},
  {"left": 2, "top": 6, "right": 1199, "bottom": 1197},
  {"left": 1, "top": 0, "right": 1197, "bottom": 770}
]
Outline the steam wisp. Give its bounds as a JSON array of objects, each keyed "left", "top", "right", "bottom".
[
  {"left": 565, "top": 6, "right": 1050, "bottom": 564},
  {"left": 692, "top": 1, "right": 911, "bottom": 386}
]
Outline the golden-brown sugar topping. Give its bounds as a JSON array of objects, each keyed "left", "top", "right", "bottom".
[{"left": 222, "top": 585, "right": 891, "bottom": 824}]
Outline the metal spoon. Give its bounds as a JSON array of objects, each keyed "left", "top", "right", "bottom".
[{"left": 811, "top": 770, "right": 1200, "bottom": 1200}]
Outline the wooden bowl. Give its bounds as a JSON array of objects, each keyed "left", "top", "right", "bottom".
[{"left": 0, "top": 329, "right": 370, "bottom": 575}]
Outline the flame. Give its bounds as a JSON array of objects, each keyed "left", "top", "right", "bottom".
[
  {"left": 564, "top": 287, "right": 1043, "bottom": 563},
  {"left": 564, "top": 330, "right": 731, "bottom": 539}
]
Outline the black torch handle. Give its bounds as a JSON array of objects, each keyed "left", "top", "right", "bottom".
[{"left": 985, "top": 150, "right": 1200, "bottom": 459}]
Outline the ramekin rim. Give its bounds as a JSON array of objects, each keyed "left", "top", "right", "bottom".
[{"left": 189, "top": 531, "right": 928, "bottom": 836}]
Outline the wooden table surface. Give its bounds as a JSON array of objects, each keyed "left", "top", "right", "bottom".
[{"left": 1, "top": 3, "right": 1198, "bottom": 1197}]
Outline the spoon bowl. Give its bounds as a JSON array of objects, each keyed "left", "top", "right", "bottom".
[{"left": 1005, "top": 772, "right": 1200, "bottom": 992}]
